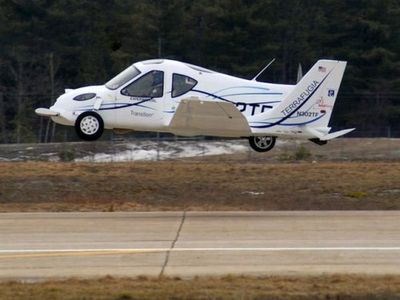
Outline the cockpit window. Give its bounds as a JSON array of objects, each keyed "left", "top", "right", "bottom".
[
  {"left": 172, "top": 74, "right": 198, "bottom": 98},
  {"left": 105, "top": 66, "right": 141, "bottom": 90},
  {"left": 121, "top": 70, "right": 164, "bottom": 98}
]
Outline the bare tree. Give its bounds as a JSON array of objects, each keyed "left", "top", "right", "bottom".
[
  {"left": 0, "top": 92, "right": 7, "bottom": 143},
  {"left": 9, "top": 59, "right": 24, "bottom": 144},
  {"left": 44, "top": 52, "right": 59, "bottom": 143}
]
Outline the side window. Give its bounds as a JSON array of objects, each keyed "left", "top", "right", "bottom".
[
  {"left": 172, "top": 74, "right": 198, "bottom": 98},
  {"left": 122, "top": 70, "right": 164, "bottom": 98}
]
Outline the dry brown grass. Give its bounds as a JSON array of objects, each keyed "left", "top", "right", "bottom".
[
  {"left": 0, "top": 161, "right": 399, "bottom": 212},
  {"left": 1, "top": 275, "right": 400, "bottom": 300}
]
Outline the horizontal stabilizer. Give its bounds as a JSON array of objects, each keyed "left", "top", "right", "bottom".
[
  {"left": 319, "top": 128, "right": 355, "bottom": 141},
  {"left": 35, "top": 108, "right": 59, "bottom": 117},
  {"left": 169, "top": 98, "right": 251, "bottom": 137}
]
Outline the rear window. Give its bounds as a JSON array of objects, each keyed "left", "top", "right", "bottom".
[{"left": 172, "top": 74, "right": 198, "bottom": 98}]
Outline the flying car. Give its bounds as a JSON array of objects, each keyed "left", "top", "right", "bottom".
[{"left": 35, "top": 59, "right": 354, "bottom": 152}]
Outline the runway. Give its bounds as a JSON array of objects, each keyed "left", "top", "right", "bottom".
[{"left": 1, "top": 211, "right": 400, "bottom": 279}]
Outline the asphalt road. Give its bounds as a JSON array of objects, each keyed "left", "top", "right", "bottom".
[{"left": 1, "top": 211, "right": 400, "bottom": 280}]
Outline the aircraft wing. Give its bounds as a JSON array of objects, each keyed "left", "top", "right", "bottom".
[{"left": 168, "top": 98, "right": 251, "bottom": 137}]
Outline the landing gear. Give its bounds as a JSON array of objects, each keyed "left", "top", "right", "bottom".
[
  {"left": 75, "top": 111, "right": 104, "bottom": 141},
  {"left": 248, "top": 136, "right": 276, "bottom": 152}
]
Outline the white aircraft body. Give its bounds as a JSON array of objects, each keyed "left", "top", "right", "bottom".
[{"left": 36, "top": 59, "right": 355, "bottom": 152}]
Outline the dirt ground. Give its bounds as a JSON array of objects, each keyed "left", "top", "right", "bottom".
[
  {"left": 1, "top": 275, "right": 400, "bottom": 300},
  {"left": 0, "top": 160, "right": 399, "bottom": 212}
]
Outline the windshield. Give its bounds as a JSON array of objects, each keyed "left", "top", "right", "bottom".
[{"left": 105, "top": 66, "right": 141, "bottom": 90}]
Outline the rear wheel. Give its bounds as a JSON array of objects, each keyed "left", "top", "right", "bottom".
[
  {"left": 75, "top": 111, "right": 104, "bottom": 141},
  {"left": 248, "top": 136, "right": 276, "bottom": 152}
]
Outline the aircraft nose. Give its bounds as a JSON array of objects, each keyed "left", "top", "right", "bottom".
[{"left": 51, "top": 93, "right": 68, "bottom": 109}]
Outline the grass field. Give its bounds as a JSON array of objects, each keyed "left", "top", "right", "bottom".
[
  {"left": 0, "top": 161, "right": 399, "bottom": 212},
  {"left": 1, "top": 275, "right": 400, "bottom": 300}
]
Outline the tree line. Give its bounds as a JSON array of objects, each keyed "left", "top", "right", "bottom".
[{"left": 0, "top": 0, "right": 399, "bottom": 143}]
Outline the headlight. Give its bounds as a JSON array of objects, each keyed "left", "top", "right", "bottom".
[{"left": 73, "top": 93, "right": 96, "bottom": 101}]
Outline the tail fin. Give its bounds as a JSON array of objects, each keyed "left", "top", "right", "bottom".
[{"left": 250, "top": 60, "right": 347, "bottom": 129}]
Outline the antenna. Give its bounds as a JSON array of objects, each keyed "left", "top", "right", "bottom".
[{"left": 251, "top": 58, "right": 276, "bottom": 81}]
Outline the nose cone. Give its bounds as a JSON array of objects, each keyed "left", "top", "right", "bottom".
[
  {"left": 51, "top": 85, "right": 111, "bottom": 113},
  {"left": 51, "top": 93, "right": 69, "bottom": 110}
]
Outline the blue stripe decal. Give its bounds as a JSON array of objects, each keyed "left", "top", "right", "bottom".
[
  {"left": 255, "top": 101, "right": 281, "bottom": 104},
  {"left": 76, "top": 98, "right": 157, "bottom": 112},
  {"left": 250, "top": 113, "right": 325, "bottom": 127},
  {"left": 191, "top": 90, "right": 281, "bottom": 107},
  {"left": 277, "top": 113, "right": 326, "bottom": 126},
  {"left": 220, "top": 92, "right": 283, "bottom": 97},
  {"left": 191, "top": 89, "right": 234, "bottom": 103},
  {"left": 100, "top": 97, "right": 154, "bottom": 110},
  {"left": 213, "top": 86, "right": 272, "bottom": 93}
]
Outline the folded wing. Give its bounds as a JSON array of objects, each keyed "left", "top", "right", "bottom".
[{"left": 169, "top": 98, "right": 251, "bottom": 137}]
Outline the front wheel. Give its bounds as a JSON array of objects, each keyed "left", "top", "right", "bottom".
[
  {"left": 75, "top": 111, "right": 104, "bottom": 141},
  {"left": 248, "top": 136, "right": 276, "bottom": 152}
]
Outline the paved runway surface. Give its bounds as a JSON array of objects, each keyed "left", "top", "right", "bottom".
[{"left": 1, "top": 211, "right": 400, "bottom": 279}]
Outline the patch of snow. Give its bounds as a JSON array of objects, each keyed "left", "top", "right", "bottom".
[
  {"left": 241, "top": 191, "right": 265, "bottom": 196},
  {"left": 75, "top": 141, "right": 248, "bottom": 162}
]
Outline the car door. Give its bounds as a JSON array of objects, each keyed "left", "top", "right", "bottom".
[{"left": 114, "top": 70, "right": 164, "bottom": 130}]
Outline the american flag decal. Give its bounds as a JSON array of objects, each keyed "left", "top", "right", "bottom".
[{"left": 318, "top": 66, "right": 326, "bottom": 73}]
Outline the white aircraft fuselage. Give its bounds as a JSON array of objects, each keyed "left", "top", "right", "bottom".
[{"left": 36, "top": 59, "right": 354, "bottom": 152}]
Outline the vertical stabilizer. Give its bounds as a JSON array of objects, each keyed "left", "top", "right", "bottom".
[{"left": 250, "top": 60, "right": 347, "bottom": 129}]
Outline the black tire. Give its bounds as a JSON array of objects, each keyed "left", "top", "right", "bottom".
[
  {"left": 248, "top": 136, "right": 276, "bottom": 152},
  {"left": 75, "top": 111, "right": 104, "bottom": 141}
]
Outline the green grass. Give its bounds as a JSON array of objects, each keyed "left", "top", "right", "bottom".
[{"left": 346, "top": 191, "right": 368, "bottom": 199}]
